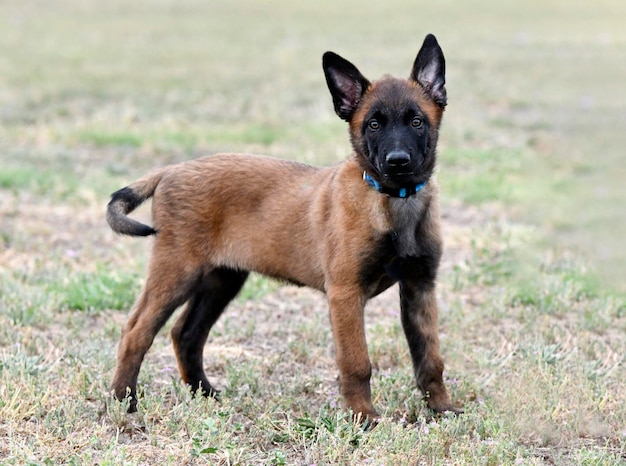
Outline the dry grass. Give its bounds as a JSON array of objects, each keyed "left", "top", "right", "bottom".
[
  {"left": 1, "top": 0, "right": 625, "bottom": 464},
  {"left": 2, "top": 193, "right": 624, "bottom": 464}
]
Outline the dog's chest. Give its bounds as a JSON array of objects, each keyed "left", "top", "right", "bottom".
[
  {"left": 387, "top": 196, "right": 429, "bottom": 258},
  {"left": 358, "top": 195, "right": 433, "bottom": 296}
]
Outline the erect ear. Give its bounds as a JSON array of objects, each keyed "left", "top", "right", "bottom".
[
  {"left": 411, "top": 34, "right": 447, "bottom": 107},
  {"left": 323, "top": 51, "right": 371, "bottom": 121}
]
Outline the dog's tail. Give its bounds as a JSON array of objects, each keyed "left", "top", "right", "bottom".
[{"left": 106, "top": 168, "right": 166, "bottom": 237}]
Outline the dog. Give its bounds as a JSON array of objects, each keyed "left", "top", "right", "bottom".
[{"left": 106, "top": 33, "right": 461, "bottom": 420}]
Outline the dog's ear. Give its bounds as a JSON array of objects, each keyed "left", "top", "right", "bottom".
[
  {"left": 411, "top": 34, "right": 446, "bottom": 107},
  {"left": 323, "top": 52, "right": 371, "bottom": 121}
]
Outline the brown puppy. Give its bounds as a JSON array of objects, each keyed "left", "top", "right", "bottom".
[{"left": 106, "top": 34, "right": 461, "bottom": 420}]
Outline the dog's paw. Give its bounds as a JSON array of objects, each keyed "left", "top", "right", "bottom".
[
  {"left": 351, "top": 408, "right": 381, "bottom": 429},
  {"left": 428, "top": 401, "right": 464, "bottom": 416}
]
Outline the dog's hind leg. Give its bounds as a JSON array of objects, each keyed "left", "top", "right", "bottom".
[
  {"left": 111, "top": 258, "right": 200, "bottom": 412},
  {"left": 171, "top": 267, "right": 249, "bottom": 398}
]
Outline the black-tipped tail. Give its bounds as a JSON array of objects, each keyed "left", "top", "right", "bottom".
[{"left": 106, "top": 187, "right": 157, "bottom": 237}]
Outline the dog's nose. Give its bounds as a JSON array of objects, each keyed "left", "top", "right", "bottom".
[{"left": 385, "top": 151, "right": 411, "bottom": 167}]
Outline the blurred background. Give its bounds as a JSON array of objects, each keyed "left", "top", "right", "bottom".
[{"left": 1, "top": 0, "right": 624, "bottom": 292}]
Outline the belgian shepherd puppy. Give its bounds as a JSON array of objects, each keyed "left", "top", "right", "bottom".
[{"left": 106, "top": 34, "right": 460, "bottom": 420}]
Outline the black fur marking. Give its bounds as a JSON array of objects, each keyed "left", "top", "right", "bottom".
[
  {"left": 353, "top": 80, "right": 437, "bottom": 193},
  {"left": 322, "top": 51, "right": 371, "bottom": 121},
  {"left": 411, "top": 34, "right": 447, "bottom": 107},
  {"left": 358, "top": 233, "right": 398, "bottom": 298},
  {"left": 358, "top": 254, "right": 439, "bottom": 300},
  {"left": 173, "top": 267, "right": 249, "bottom": 397},
  {"left": 110, "top": 187, "right": 142, "bottom": 212},
  {"left": 358, "top": 226, "right": 440, "bottom": 299},
  {"left": 400, "top": 286, "right": 428, "bottom": 375},
  {"left": 107, "top": 188, "right": 157, "bottom": 237}
]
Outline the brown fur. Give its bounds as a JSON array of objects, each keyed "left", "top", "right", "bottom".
[{"left": 107, "top": 34, "right": 461, "bottom": 420}]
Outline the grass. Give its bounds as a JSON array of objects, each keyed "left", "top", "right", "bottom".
[
  {"left": 1, "top": 0, "right": 625, "bottom": 464},
  {"left": 51, "top": 268, "right": 143, "bottom": 313},
  {"left": 0, "top": 166, "right": 80, "bottom": 200}
]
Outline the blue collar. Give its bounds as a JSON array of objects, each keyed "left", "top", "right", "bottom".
[{"left": 363, "top": 171, "right": 427, "bottom": 198}]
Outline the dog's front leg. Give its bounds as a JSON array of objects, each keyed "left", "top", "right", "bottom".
[
  {"left": 327, "top": 285, "right": 379, "bottom": 421},
  {"left": 400, "top": 280, "right": 461, "bottom": 414}
]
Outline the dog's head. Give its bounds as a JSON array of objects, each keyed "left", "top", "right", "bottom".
[{"left": 323, "top": 34, "right": 446, "bottom": 191}]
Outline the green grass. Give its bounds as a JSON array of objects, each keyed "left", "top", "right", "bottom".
[
  {"left": 0, "top": 166, "right": 80, "bottom": 199},
  {"left": 237, "top": 274, "right": 281, "bottom": 303},
  {"left": 77, "top": 124, "right": 285, "bottom": 151},
  {"left": 1, "top": 0, "right": 625, "bottom": 464},
  {"left": 52, "top": 268, "right": 143, "bottom": 313},
  {"left": 79, "top": 130, "right": 144, "bottom": 148},
  {"left": 439, "top": 148, "right": 531, "bottom": 205}
]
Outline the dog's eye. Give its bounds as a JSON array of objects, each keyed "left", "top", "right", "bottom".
[
  {"left": 368, "top": 119, "right": 380, "bottom": 130},
  {"left": 411, "top": 117, "right": 423, "bottom": 128}
]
